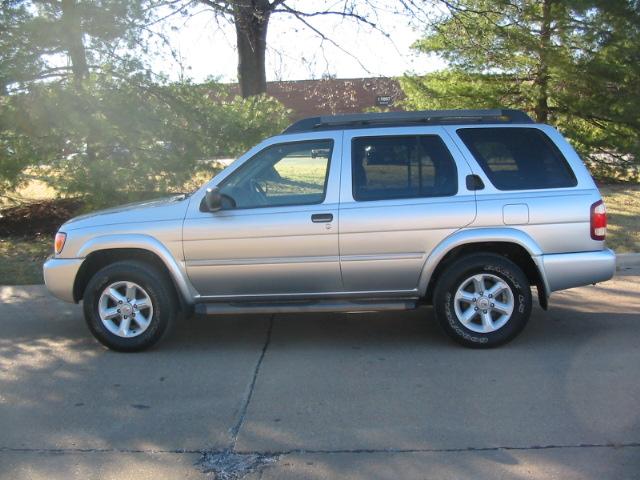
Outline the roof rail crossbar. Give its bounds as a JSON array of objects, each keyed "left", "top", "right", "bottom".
[{"left": 283, "top": 109, "right": 533, "bottom": 134}]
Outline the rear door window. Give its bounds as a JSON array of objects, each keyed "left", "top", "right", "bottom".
[
  {"left": 457, "top": 128, "right": 577, "bottom": 190},
  {"left": 351, "top": 135, "right": 458, "bottom": 201}
]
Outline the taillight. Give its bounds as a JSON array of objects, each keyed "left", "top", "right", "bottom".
[
  {"left": 590, "top": 200, "right": 607, "bottom": 241},
  {"left": 54, "top": 232, "right": 67, "bottom": 254}
]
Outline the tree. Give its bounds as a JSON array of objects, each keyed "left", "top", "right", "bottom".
[
  {"left": 403, "top": 0, "right": 640, "bottom": 180},
  {"left": 1, "top": 0, "right": 157, "bottom": 197},
  {"left": 192, "top": 0, "right": 422, "bottom": 97},
  {"left": 0, "top": 3, "right": 43, "bottom": 95},
  {"left": 0, "top": 1, "right": 291, "bottom": 205},
  {"left": 1, "top": 0, "right": 157, "bottom": 92}
]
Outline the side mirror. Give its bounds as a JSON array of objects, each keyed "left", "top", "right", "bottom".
[{"left": 203, "top": 186, "right": 223, "bottom": 212}]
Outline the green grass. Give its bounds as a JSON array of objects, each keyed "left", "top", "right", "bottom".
[
  {"left": 0, "top": 237, "right": 51, "bottom": 285},
  {"left": 600, "top": 184, "right": 640, "bottom": 253},
  {"left": 269, "top": 156, "right": 328, "bottom": 195}
]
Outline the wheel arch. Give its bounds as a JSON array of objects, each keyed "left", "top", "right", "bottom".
[
  {"left": 73, "top": 234, "right": 195, "bottom": 310},
  {"left": 419, "top": 228, "right": 549, "bottom": 309}
]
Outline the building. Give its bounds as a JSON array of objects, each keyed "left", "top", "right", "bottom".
[{"left": 226, "top": 77, "right": 405, "bottom": 120}]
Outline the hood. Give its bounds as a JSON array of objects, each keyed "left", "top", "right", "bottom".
[{"left": 61, "top": 194, "right": 191, "bottom": 231}]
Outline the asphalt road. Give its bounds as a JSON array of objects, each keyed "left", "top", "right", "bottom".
[{"left": 1, "top": 268, "right": 639, "bottom": 479}]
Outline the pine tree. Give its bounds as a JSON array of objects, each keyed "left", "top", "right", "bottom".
[{"left": 403, "top": 0, "right": 639, "bottom": 179}]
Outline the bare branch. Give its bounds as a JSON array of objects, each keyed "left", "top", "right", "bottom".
[
  {"left": 272, "top": 5, "right": 380, "bottom": 32},
  {"left": 197, "top": 0, "right": 234, "bottom": 15},
  {"left": 143, "top": 0, "right": 198, "bottom": 27},
  {"left": 282, "top": 6, "right": 373, "bottom": 75}
]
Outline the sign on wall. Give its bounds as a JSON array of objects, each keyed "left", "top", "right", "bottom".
[{"left": 376, "top": 95, "right": 393, "bottom": 106}]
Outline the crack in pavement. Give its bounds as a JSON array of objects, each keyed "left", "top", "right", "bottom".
[
  {"left": 194, "top": 315, "right": 277, "bottom": 478},
  {"left": 246, "top": 441, "right": 640, "bottom": 455},
  {"left": 0, "top": 447, "right": 201, "bottom": 454},
  {"left": 4, "top": 441, "right": 640, "bottom": 479},
  {"left": 2, "top": 441, "right": 639, "bottom": 456},
  {"left": 228, "top": 314, "right": 275, "bottom": 451}
]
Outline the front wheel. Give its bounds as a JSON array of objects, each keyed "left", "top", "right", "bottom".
[
  {"left": 433, "top": 254, "right": 532, "bottom": 348},
  {"left": 83, "top": 261, "right": 177, "bottom": 352}
]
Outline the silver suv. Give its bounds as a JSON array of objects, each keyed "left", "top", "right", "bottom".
[{"left": 43, "top": 109, "right": 616, "bottom": 351}]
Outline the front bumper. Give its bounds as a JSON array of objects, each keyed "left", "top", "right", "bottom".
[
  {"left": 542, "top": 249, "right": 616, "bottom": 293},
  {"left": 43, "top": 257, "right": 84, "bottom": 303}
]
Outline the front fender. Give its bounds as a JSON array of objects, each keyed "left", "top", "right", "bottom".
[
  {"left": 417, "top": 227, "right": 548, "bottom": 297},
  {"left": 76, "top": 234, "right": 196, "bottom": 304}
]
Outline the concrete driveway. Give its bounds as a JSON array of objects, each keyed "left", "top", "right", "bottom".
[{"left": 1, "top": 269, "right": 639, "bottom": 479}]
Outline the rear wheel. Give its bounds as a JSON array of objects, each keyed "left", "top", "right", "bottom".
[
  {"left": 433, "top": 253, "right": 532, "bottom": 348},
  {"left": 83, "top": 261, "right": 176, "bottom": 352}
]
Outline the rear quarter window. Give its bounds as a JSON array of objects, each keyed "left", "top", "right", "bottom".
[{"left": 457, "top": 128, "right": 577, "bottom": 190}]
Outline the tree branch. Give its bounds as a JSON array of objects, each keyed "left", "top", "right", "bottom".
[
  {"left": 281, "top": 6, "right": 373, "bottom": 75},
  {"left": 197, "top": 0, "right": 234, "bottom": 15},
  {"left": 272, "top": 5, "right": 379, "bottom": 31}
]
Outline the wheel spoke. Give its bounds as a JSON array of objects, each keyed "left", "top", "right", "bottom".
[
  {"left": 481, "top": 310, "right": 494, "bottom": 331},
  {"left": 492, "top": 300, "right": 512, "bottom": 315},
  {"left": 487, "top": 281, "right": 507, "bottom": 297},
  {"left": 134, "top": 314, "right": 150, "bottom": 330},
  {"left": 460, "top": 306, "right": 478, "bottom": 324},
  {"left": 134, "top": 298, "right": 151, "bottom": 310},
  {"left": 472, "top": 275, "right": 485, "bottom": 294},
  {"left": 125, "top": 283, "right": 137, "bottom": 302},
  {"left": 456, "top": 290, "right": 476, "bottom": 303},
  {"left": 102, "top": 307, "right": 120, "bottom": 320},
  {"left": 118, "top": 316, "right": 131, "bottom": 336},
  {"left": 107, "top": 287, "right": 126, "bottom": 304}
]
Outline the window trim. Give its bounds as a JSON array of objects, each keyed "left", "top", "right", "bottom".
[
  {"left": 456, "top": 127, "right": 578, "bottom": 191},
  {"left": 350, "top": 134, "right": 459, "bottom": 202},
  {"left": 218, "top": 139, "right": 335, "bottom": 211}
]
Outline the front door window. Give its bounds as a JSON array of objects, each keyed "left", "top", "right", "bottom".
[{"left": 219, "top": 140, "right": 333, "bottom": 209}]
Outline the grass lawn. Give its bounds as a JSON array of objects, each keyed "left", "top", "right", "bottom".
[
  {"left": 0, "top": 237, "right": 51, "bottom": 285},
  {"left": 600, "top": 184, "right": 640, "bottom": 253}
]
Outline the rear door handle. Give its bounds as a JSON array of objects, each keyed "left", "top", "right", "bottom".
[{"left": 311, "top": 213, "right": 333, "bottom": 223}]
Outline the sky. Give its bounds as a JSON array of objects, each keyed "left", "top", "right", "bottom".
[{"left": 157, "top": 1, "right": 447, "bottom": 83}]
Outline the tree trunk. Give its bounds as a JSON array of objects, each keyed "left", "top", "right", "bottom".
[
  {"left": 233, "top": 1, "right": 270, "bottom": 97},
  {"left": 534, "top": 0, "right": 553, "bottom": 123},
  {"left": 60, "top": 0, "right": 89, "bottom": 90}
]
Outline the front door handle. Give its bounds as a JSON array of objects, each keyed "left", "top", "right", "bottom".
[{"left": 311, "top": 213, "right": 333, "bottom": 223}]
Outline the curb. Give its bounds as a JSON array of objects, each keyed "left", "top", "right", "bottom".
[{"left": 616, "top": 253, "right": 640, "bottom": 270}]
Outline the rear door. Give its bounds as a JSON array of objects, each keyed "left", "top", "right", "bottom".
[{"left": 338, "top": 127, "right": 476, "bottom": 293}]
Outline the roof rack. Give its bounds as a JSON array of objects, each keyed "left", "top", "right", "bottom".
[{"left": 282, "top": 109, "right": 534, "bottom": 134}]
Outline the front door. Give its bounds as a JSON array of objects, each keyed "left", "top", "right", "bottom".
[
  {"left": 338, "top": 127, "right": 476, "bottom": 293},
  {"left": 183, "top": 134, "right": 343, "bottom": 299}
]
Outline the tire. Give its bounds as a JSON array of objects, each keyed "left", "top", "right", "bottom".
[
  {"left": 82, "top": 261, "right": 177, "bottom": 352},
  {"left": 433, "top": 253, "right": 532, "bottom": 348}
]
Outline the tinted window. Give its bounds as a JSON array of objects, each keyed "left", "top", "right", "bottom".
[
  {"left": 352, "top": 135, "right": 458, "bottom": 201},
  {"left": 220, "top": 140, "right": 332, "bottom": 209},
  {"left": 457, "top": 128, "right": 577, "bottom": 190}
]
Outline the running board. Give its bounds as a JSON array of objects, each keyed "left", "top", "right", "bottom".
[{"left": 194, "top": 299, "right": 418, "bottom": 315}]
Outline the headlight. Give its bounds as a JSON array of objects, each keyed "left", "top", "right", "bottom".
[{"left": 54, "top": 232, "right": 67, "bottom": 254}]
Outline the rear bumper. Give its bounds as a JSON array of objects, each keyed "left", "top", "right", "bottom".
[
  {"left": 43, "top": 257, "right": 84, "bottom": 303},
  {"left": 542, "top": 249, "right": 616, "bottom": 293}
]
